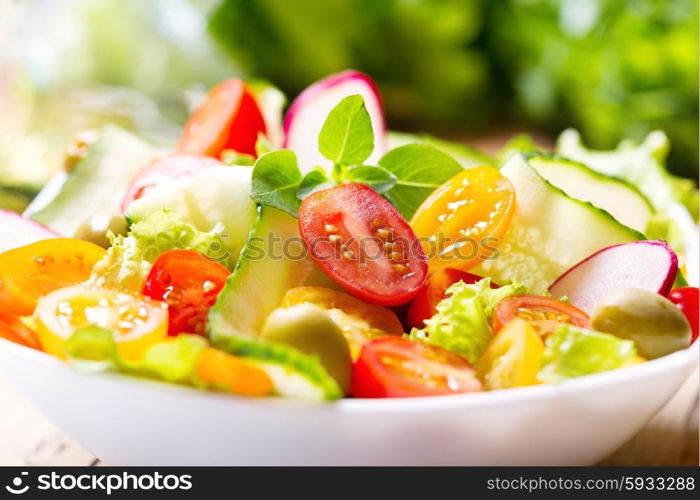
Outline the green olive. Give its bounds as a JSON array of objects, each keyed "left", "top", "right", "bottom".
[
  {"left": 262, "top": 304, "right": 352, "bottom": 393},
  {"left": 591, "top": 287, "right": 691, "bottom": 359}
]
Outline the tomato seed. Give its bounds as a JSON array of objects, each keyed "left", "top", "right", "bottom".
[
  {"left": 376, "top": 228, "right": 392, "bottom": 240},
  {"left": 393, "top": 263, "right": 408, "bottom": 274}
]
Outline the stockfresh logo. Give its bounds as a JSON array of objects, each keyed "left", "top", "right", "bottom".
[{"left": 5, "top": 472, "right": 29, "bottom": 495}]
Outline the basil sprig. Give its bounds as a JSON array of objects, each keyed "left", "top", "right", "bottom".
[{"left": 251, "top": 95, "right": 463, "bottom": 218}]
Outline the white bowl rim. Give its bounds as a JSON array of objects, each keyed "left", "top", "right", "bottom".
[{"left": 0, "top": 336, "right": 697, "bottom": 413}]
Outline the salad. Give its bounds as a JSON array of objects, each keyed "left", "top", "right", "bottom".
[{"left": 0, "top": 71, "right": 697, "bottom": 401}]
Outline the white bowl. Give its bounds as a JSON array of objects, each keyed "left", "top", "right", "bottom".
[{"left": 0, "top": 337, "right": 696, "bottom": 465}]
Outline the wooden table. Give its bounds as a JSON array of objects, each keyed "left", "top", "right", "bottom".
[{"left": 0, "top": 370, "right": 697, "bottom": 466}]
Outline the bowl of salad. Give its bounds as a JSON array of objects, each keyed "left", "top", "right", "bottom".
[{"left": 0, "top": 71, "right": 697, "bottom": 465}]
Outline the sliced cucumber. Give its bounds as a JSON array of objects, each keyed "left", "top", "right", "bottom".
[
  {"left": 472, "top": 154, "right": 643, "bottom": 293},
  {"left": 557, "top": 129, "right": 698, "bottom": 219},
  {"left": 208, "top": 206, "right": 321, "bottom": 338},
  {"left": 213, "top": 335, "right": 342, "bottom": 401},
  {"left": 527, "top": 153, "right": 653, "bottom": 233},
  {"left": 27, "top": 126, "right": 158, "bottom": 236},
  {"left": 207, "top": 205, "right": 342, "bottom": 400},
  {"left": 387, "top": 131, "right": 493, "bottom": 168}
]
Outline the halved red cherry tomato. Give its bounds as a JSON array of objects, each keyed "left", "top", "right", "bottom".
[
  {"left": 410, "top": 167, "right": 516, "bottom": 274},
  {"left": 299, "top": 184, "right": 428, "bottom": 306},
  {"left": 351, "top": 337, "right": 482, "bottom": 398},
  {"left": 142, "top": 250, "right": 230, "bottom": 336},
  {"left": 121, "top": 154, "right": 220, "bottom": 212},
  {"left": 668, "top": 287, "right": 699, "bottom": 344},
  {"left": 492, "top": 295, "right": 589, "bottom": 337},
  {"left": 177, "top": 78, "right": 266, "bottom": 159},
  {"left": 406, "top": 269, "right": 496, "bottom": 329}
]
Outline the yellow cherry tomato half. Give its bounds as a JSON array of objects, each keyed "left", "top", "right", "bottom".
[
  {"left": 475, "top": 319, "right": 544, "bottom": 390},
  {"left": 280, "top": 286, "right": 404, "bottom": 359},
  {"left": 195, "top": 347, "right": 274, "bottom": 397},
  {"left": 0, "top": 239, "right": 106, "bottom": 316},
  {"left": 34, "top": 285, "right": 167, "bottom": 361},
  {"left": 410, "top": 166, "right": 516, "bottom": 274}
]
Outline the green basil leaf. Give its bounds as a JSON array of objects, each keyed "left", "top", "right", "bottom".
[
  {"left": 379, "top": 144, "right": 463, "bottom": 219},
  {"left": 318, "top": 95, "right": 374, "bottom": 166},
  {"left": 251, "top": 150, "right": 302, "bottom": 217},
  {"left": 298, "top": 168, "right": 335, "bottom": 200},
  {"left": 343, "top": 165, "right": 397, "bottom": 193}
]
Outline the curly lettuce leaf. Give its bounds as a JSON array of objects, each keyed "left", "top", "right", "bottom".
[
  {"left": 645, "top": 203, "right": 699, "bottom": 287},
  {"left": 537, "top": 325, "right": 637, "bottom": 383},
  {"left": 409, "top": 278, "right": 526, "bottom": 363},
  {"left": 88, "top": 209, "right": 227, "bottom": 291}
]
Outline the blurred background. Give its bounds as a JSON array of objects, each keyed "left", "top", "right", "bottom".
[{"left": 1, "top": 0, "right": 697, "bottom": 213}]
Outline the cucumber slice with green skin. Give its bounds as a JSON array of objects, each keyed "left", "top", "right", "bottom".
[
  {"left": 472, "top": 154, "right": 644, "bottom": 293},
  {"left": 557, "top": 129, "right": 698, "bottom": 219},
  {"left": 207, "top": 206, "right": 342, "bottom": 400},
  {"left": 527, "top": 153, "right": 654, "bottom": 233},
  {"left": 387, "top": 131, "right": 493, "bottom": 168},
  {"left": 27, "top": 126, "right": 159, "bottom": 237},
  {"left": 212, "top": 335, "right": 342, "bottom": 401},
  {"left": 208, "top": 205, "right": 329, "bottom": 338}
]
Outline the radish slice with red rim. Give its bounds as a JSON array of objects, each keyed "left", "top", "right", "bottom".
[
  {"left": 549, "top": 240, "right": 678, "bottom": 313},
  {"left": 283, "top": 70, "right": 386, "bottom": 173},
  {"left": 0, "top": 210, "right": 60, "bottom": 254}
]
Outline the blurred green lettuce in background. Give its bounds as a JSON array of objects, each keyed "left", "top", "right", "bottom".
[
  {"left": 210, "top": 0, "right": 698, "bottom": 177},
  {"left": 210, "top": 0, "right": 490, "bottom": 127},
  {"left": 0, "top": 0, "right": 697, "bottom": 213},
  {"left": 486, "top": 0, "right": 699, "bottom": 178}
]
